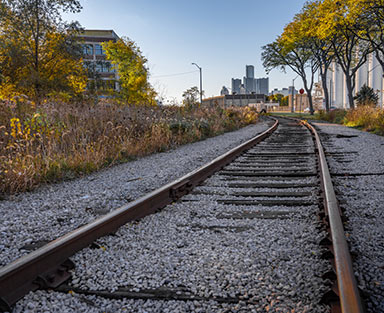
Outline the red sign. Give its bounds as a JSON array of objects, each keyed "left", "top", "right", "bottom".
[{"left": 299, "top": 88, "right": 305, "bottom": 94}]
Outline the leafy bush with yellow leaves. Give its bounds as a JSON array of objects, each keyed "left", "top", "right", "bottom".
[{"left": 344, "top": 106, "right": 384, "bottom": 135}]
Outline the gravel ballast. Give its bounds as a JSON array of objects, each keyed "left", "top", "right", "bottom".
[
  {"left": 11, "top": 118, "right": 331, "bottom": 312},
  {"left": 314, "top": 122, "right": 384, "bottom": 313},
  {"left": 0, "top": 120, "right": 272, "bottom": 267},
  {"left": 8, "top": 119, "right": 381, "bottom": 312}
]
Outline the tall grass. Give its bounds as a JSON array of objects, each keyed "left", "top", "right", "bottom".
[
  {"left": 0, "top": 99, "right": 259, "bottom": 194},
  {"left": 316, "top": 109, "right": 348, "bottom": 124},
  {"left": 344, "top": 106, "right": 384, "bottom": 135}
]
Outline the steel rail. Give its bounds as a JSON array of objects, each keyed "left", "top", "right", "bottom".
[
  {"left": 304, "top": 121, "right": 365, "bottom": 313},
  {"left": 0, "top": 119, "right": 278, "bottom": 311}
]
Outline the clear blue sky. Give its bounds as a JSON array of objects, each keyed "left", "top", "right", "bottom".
[{"left": 64, "top": 0, "right": 307, "bottom": 102}]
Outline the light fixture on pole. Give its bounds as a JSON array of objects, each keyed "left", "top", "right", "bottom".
[{"left": 192, "top": 63, "right": 202, "bottom": 105}]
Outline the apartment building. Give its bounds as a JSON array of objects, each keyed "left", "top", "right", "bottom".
[{"left": 77, "top": 29, "right": 120, "bottom": 91}]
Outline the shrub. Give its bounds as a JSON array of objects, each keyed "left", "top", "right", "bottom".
[{"left": 344, "top": 106, "right": 384, "bottom": 134}]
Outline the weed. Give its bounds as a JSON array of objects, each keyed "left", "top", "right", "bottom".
[{"left": 0, "top": 99, "right": 259, "bottom": 194}]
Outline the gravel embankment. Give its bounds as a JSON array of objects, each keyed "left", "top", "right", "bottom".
[
  {"left": 0, "top": 119, "right": 272, "bottom": 267},
  {"left": 11, "top": 118, "right": 331, "bottom": 312},
  {"left": 314, "top": 122, "right": 384, "bottom": 313}
]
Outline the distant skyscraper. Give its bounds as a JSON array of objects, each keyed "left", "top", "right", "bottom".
[
  {"left": 231, "top": 78, "right": 241, "bottom": 94},
  {"left": 256, "top": 77, "right": 269, "bottom": 95},
  {"left": 244, "top": 77, "right": 256, "bottom": 93},
  {"left": 246, "top": 65, "right": 254, "bottom": 79},
  {"left": 244, "top": 65, "right": 256, "bottom": 93}
]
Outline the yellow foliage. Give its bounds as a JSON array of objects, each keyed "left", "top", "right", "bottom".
[{"left": 102, "top": 37, "right": 156, "bottom": 105}]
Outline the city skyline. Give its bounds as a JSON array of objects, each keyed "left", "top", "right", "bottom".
[
  {"left": 229, "top": 65, "right": 269, "bottom": 96},
  {"left": 63, "top": 0, "right": 307, "bottom": 102}
]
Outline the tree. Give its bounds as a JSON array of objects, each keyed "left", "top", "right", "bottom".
[
  {"left": 354, "top": 84, "right": 378, "bottom": 106},
  {"left": 268, "top": 93, "right": 288, "bottom": 106},
  {"left": 102, "top": 37, "right": 156, "bottom": 105},
  {"left": 347, "top": 0, "right": 384, "bottom": 74},
  {"left": 316, "top": 0, "right": 372, "bottom": 109},
  {"left": 182, "top": 86, "right": 200, "bottom": 108},
  {"left": 0, "top": 0, "right": 86, "bottom": 100},
  {"left": 290, "top": 0, "right": 334, "bottom": 112},
  {"left": 262, "top": 23, "right": 319, "bottom": 114}
]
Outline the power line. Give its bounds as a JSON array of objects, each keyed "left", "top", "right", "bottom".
[{"left": 152, "top": 70, "right": 199, "bottom": 78}]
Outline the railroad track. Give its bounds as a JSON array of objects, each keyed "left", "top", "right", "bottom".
[{"left": 0, "top": 117, "right": 364, "bottom": 312}]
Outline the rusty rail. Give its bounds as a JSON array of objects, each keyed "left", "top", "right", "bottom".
[
  {"left": 304, "top": 121, "right": 365, "bottom": 313},
  {"left": 0, "top": 119, "right": 278, "bottom": 311}
]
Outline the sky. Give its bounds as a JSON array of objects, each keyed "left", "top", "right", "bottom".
[{"left": 64, "top": 0, "right": 307, "bottom": 102}]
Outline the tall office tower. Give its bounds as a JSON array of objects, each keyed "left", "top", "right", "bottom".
[
  {"left": 246, "top": 65, "right": 255, "bottom": 79},
  {"left": 231, "top": 78, "right": 241, "bottom": 94},
  {"left": 244, "top": 76, "right": 256, "bottom": 93},
  {"left": 244, "top": 65, "right": 256, "bottom": 93},
  {"left": 256, "top": 77, "right": 269, "bottom": 95}
]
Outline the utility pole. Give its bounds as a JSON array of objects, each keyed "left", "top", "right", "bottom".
[{"left": 192, "top": 63, "right": 202, "bottom": 105}]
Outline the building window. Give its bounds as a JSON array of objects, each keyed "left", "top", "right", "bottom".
[
  {"left": 95, "top": 62, "right": 103, "bottom": 72},
  {"left": 94, "top": 61, "right": 114, "bottom": 73},
  {"left": 95, "top": 44, "right": 105, "bottom": 55},
  {"left": 83, "top": 44, "right": 93, "bottom": 55}
]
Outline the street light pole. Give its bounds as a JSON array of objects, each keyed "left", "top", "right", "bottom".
[
  {"left": 291, "top": 75, "right": 299, "bottom": 112},
  {"left": 192, "top": 63, "right": 202, "bottom": 105}
]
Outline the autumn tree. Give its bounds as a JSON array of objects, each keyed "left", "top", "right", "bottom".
[
  {"left": 182, "top": 86, "right": 200, "bottom": 108},
  {"left": 347, "top": 0, "right": 384, "bottom": 74},
  {"left": 268, "top": 93, "right": 288, "bottom": 106},
  {"left": 102, "top": 37, "right": 156, "bottom": 105},
  {"left": 316, "top": 0, "right": 372, "bottom": 109},
  {"left": 289, "top": 0, "right": 334, "bottom": 111},
  {"left": 0, "top": 0, "right": 86, "bottom": 100},
  {"left": 262, "top": 21, "right": 319, "bottom": 114}
]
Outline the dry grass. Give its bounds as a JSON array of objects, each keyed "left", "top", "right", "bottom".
[
  {"left": 344, "top": 106, "right": 384, "bottom": 135},
  {"left": 0, "top": 98, "right": 259, "bottom": 194},
  {"left": 316, "top": 109, "right": 348, "bottom": 124}
]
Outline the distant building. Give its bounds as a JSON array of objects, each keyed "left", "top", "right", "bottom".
[
  {"left": 78, "top": 29, "right": 120, "bottom": 90},
  {"left": 244, "top": 77, "right": 256, "bottom": 93},
  {"left": 220, "top": 86, "right": 230, "bottom": 95},
  {"left": 256, "top": 77, "right": 269, "bottom": 95},
  {"left": 231, "top": 78, "right": 241, "bottom": 94},
  {"left": 288, "top": 86, "right": 298, "bottom": 96},
  {"left": 271, "top": 88, "right": 289, "bottom": 97},
  {"left": 326, "top": 53, "right": 384, "bottom": 108},
  {"left": 239, "top": 84, "right": 246, "bottom": 94},
  {"left": 270, "top": 87, "right": 297, "bottom": 97},
  {"left": 244, "top": 65, "right": 256, "bottom": 93},
  {"left": 202, "top": 94, "right": 267, "bottom": 107},
  {"left": 230, "top": 65, "right": 270, "bottom": 97},
  {"left": 246, "top": 65, "right": 255, "bottom": 79}
]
